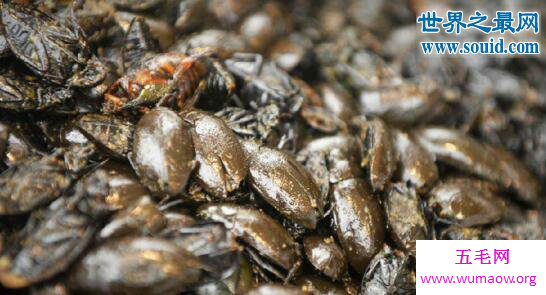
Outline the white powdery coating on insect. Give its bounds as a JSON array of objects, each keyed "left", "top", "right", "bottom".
[{"left": 137, "top": 136, "right": 167, "bottom": 181}]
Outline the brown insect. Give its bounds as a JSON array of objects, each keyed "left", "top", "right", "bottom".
[{"left": 104, "top": 52, "right": 235, "bottom": 112}]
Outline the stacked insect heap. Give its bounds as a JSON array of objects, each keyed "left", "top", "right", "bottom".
[{"left": 0, "top": 1, "right": 544, "bottom": 295}]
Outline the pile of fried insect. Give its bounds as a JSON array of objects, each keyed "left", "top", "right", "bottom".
[{"left": 0, "top": 1, "right": 544, "bottom": 294}]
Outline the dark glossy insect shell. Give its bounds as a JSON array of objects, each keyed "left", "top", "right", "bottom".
[
  {"left": 0, "top": 123, "right": 7, "bottom": 157},
  {"left": 99, "top": 196, "right": 166, "bottom": 240},
  {"left": 326, "top": 145, "right": 365, "bottom": 185},
  {"left": 239, "top": 3, "right": 286, "bottom": 53},
  {"left": 294, "top": 275, "right": 347, "bottom": 295},
  {"left": 76, "top": 114, "right": 134, "bottom": 158},
  {"left": 63, "top": 142, "right": 96, "bottom": 175},
  {"left": 303, "top": 235, "right": 348, "bottom": 281},
  {"left": 361, "top": 245, "right": 415, "bottom": 295},
  {"left": 0, "top": 1, "right": 542, "bottom": 292},
  {"left": 3, "top": 123, "right": 42, "bottom": 166},
  {"left": 130, "top": 107, "right": 195, "bottom": 196},
  {"left": 226, "top": 53, "right": 304, "bottom": 114},
  {"left": 487, "top": 146, "right": 541, "bottom": 208},
  {"left": 482, "top": 208, "right": 545, "bottom": 240},
  {"left": 247, "top": 144, "right": 323, "bottom": 229},
  {"left": 72, "top": 169, "right": 122, "bottom": 216},
  {"left": 164, "top": 221, "right": 235, "bottom": 257},
  {"left": 197, "top": 58, "right": 236, "bottom": 110},
  {"left": 122, "top": 16, "right": 159, "bottom": 70},
  {"left": 73, "top": 1, "right": 120, "bottom": 45},
  {"left": 68, "top": 236, "right": 203, "bottom": 295},
  {"left": 415, "top": 127, "right": 540, "bottom": 206},
  {"left": 117, "top": 11, "right": 176, "bottom": 50},
  {"left": 172, "top": 29, "right": 248, "bottom": 57},
  {"left": 415, "top": 127, "right": 503, "bottom": 181},
  {"left": 69, "top": 56, "right": 109, "bottom": 89},
  {"left": 113, "top": 0, "right": 165, "bottom": 12},
  {"left": 29, "top": 281, "right": 70, "bottom": 295},
  {"left": 331, "top": 178, "right": 385, "bottom": 273},
  {"left": 247, "top": 284, "right": 309, "bottom": 295},
  {"left": 393, "top": 130, "right": 438, "bottom": 193},
  {"left": 1, "top": 3, "right": 84, "bottom": 85},
  {"left": 164, "top": 221, "right": 239, "bottom": 280},
  {"left": 0, "top": 70, "right": 73, "bottom": 111},
  {"left": 301, "top": 105, "right": 340, "bottom": 134},
  {"left": 428, "top": 177, "right": 507, "bottom": 227},
  {"left": 161, "top": 211, "right": 197, "bottom": 231},
  {"left": 197, "top": 203, "right": 300, "bottom": 275},
  {"left": 297, "top": 135, "right": 365, "bottom": 210},
  {"left": 0, "top": 154, "right": 71, "bottom": 215},
  {"left": 297, "top": 149, "right": 330, "bottom": 206},
  {"left": 215, "top": 104, "right": 283, "bottom": 146},
  {"left": 298, "top": 135, "right": 364, "bottom": 183},
  {"left": 357, "top": 117, "right": 398, "bottom": 191},
  {"left": 185, "top": 111, "right": 248, "bottom": 199},
  {"left": 318, "top": 83, "right": 358, "bottom": 125},
  {"left": 174, "top": 0, "right": 207, "bottom": 33},
  {"left": 384, "top": 183, "right": 428, "bottom": 256},
  {"left": 0, "top": 170, "right": 114, "bottom": 288},
  {"left": 359, "top": 79, "right": 441, "bottom": 126},
  {"left": 269, "top": 33, "right": 314, "bottom": 73},
  {"left": 207, "top": 0, "right": 260, "bottom": 27},
  {"left": 195, "top": 252, "right": 255, "bottom": 295},
  {"left": 439, "top": 226, "right": 483, "bottom": 240},
  {"left": 92, "top": 165, "right": 150, "bottom": 210},
  {"left": 0, "top": 27, "right": 10, "bottom": 57},
  {"left": 0, "top": 204, "right": 96, "bottom": 288}
]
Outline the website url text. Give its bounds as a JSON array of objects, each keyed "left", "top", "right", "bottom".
[
  {"left": 420, "top": 275, "right": 537, "bottom": 286},
  {"left": 420, "top": 38, "right": 540, "bottom": 55}
]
